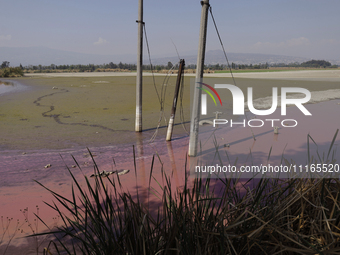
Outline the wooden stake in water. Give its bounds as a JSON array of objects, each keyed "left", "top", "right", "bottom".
[
  {"left": 188, "top": 0, "right": 210, "bottom": 156},
  {"left": 166, "top": 59, "right": 185, "bottom": 141}
]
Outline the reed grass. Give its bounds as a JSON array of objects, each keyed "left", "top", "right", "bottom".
[
  {"left": 0, "top": 216, "right": 20, "bottom": 254},
  {"left": 0, "top": 206, "right": 44, "bottom": 255},
  {"left": 32, "top": 131, "right": 340, "bottom": 255}
]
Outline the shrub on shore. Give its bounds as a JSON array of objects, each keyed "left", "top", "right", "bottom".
[{"left": 0, "top": 67, "right": 24, "bottom": 77}]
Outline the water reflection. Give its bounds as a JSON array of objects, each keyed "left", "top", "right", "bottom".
[
  {"left": 0, "top": 80, "right": 15, "bottom": 95},
  {"left": 166, "top": 141, "right": 180, "bottom": 187},
  {"left": 0, "top": 81, "right": 14, "bottom": 86},
  {"left": 135, "top": 132, "right": 147, "bottom": 204}
]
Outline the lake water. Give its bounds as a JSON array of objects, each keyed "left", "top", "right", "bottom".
[
  {"left": 0, "top": 81, "right": 15, "bottom": 94},
  {"left": 0, "top": 80, "right": 26, "bottom": 96},
  {"left": 1, "top": 74, "right": 340, "bottom": 253}
]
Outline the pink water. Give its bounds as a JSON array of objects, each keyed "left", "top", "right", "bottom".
[
  {"left": 194, "top": 100, "right": 340, "bottom": 178},
  {"left": 1, "top": 99, "right": 340, "bottom": 253}
]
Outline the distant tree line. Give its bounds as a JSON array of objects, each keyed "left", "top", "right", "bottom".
[
  {"left": 271, "top": 60, "right": 337, "bottom": 68},
  {"left": 23, "top": 62, "right": 136, "bottom": 72},
  {"left": 223, "top": 60, "right": 337, "bottom": 69},
  {"left": 1, "top": 59, "right": 338, "bottom": 76},
  {"left": 204, "top": 63, "right": 270, "bottom": 70},
  {"left": 301, "top": 60, "right": 332, "bottom": 68},
  {"left": 21, "top": 61, "right": 185, "bottom": 73},
  {"left": 231, "top": 63, "right": 269, "bottom": 70}
]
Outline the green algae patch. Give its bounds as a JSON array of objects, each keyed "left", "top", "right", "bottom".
[
  {"left": 1, "top": 75, "right": 339, "bottom": 151},
  {"left": 0, "top": 76, "right": 191, "bottom": 150}
]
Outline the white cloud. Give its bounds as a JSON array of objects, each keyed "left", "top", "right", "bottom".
[
  {"left": 0, "top": 35, "right": 12, "bottom": 41},
  {"left": 285, "top": 37, "right": 310, "bottom": 47},
  {"left": 93, "top": 37, "right": 108, "bottom": 45},
  {"left": 321, "top": 39, "right": 339, "bottom": 45},
  {"left": 253, "top": 37, "right": 310, "bottom": 49}
]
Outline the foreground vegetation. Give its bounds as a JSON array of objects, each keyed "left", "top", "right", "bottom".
[{"left": 30, "top": 129, "right": 340, "bottom": 255}]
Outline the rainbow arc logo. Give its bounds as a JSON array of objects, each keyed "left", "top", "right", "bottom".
[
  {"left": 197, "top": 82, "right": 222, "bottom": 115},
  {"left": 196, "top": 82, "right": 222, "bottom": 106}
]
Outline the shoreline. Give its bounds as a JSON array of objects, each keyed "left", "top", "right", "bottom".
[{"left": 23, "top": 69, "right": 340, "bottom": 81}]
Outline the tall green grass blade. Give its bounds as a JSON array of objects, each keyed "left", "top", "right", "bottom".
[{"left": 327, "top": 129, "right": 339, "bottom": 160}]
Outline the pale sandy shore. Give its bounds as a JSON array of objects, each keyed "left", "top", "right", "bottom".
[{"left": 25, "top": 69, "right": 340, "bottom": 81}]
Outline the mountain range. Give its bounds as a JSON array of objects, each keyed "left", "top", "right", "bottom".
[{"left": 0, "top": 46, "right": 339, "bottom": 67}]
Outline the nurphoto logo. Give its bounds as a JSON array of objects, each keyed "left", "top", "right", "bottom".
[{"left": 198, "top": 82, "right": 312, "bottom": 128}]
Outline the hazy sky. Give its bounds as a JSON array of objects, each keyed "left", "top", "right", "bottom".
[{"left": 1, "top": 0, "right": 339, "bottom": 60}]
